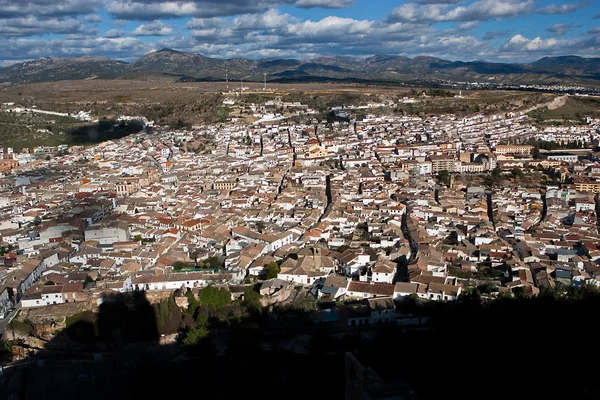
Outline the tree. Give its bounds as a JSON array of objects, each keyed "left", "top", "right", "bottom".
[
  {"left": 44, "top": 280, "right": 56, "bottom": 286},
  {"left": 0, "top": 340, "right": 13, "bottom": 358},
  {"left": 197, "top": 286, "right": 231, "bottom": 309},
  {"left": 216, "top": 107, "right": 229, "bottom": 123},
  {"left": 437, "top": 170, "right": 450, "bottom": 186},
  {"left": 182, "top": 325, "right": 209, "bottom": 346},
  {"left": 173, "top": 261, "right": 186, "bottom": 271},
  {"left": 255, "top": 221, "right": 266, "bottom": 233},
  {"left": 264, "top": 262, "right": 280, "bottom": 280},
  {"left": 83, "top": 275, "right": 94, "bottom": 287},
  {"left": 511, "top": 168, "right": 523, "bottom": 181},
  {"left": 241, "top": 288, "right": 261, "bottom": 311},
  {"left": 155, "top": 295, "right": 182, "bottom": 334}
]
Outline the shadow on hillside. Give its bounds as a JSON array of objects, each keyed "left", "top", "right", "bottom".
[
  {"left": 2, "top": 287, "right": 600, "bottom": 400},
  {"left": 67, "top": 119, "right": 146, "bottom": 145}
]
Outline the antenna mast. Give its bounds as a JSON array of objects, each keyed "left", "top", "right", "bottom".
[{"left": 226, "top": 71, "right": 228, "bottom": 91}]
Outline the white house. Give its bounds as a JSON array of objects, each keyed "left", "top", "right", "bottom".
[
  {"left": 346, "top": 281, "right": 394, "bottom": 299},
  {"left": 367, "top": 297, "right": 396, "bottom": 324},
  {"left": 371, "top": 260, "right": 397, "bottom": 284}
]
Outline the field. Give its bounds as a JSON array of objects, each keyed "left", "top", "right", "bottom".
[
  {"left": 0, "top": 79, "right": 554, "bottom": 149},
  {"left": 528, "top": 96, "right": 600, "bottom": 125}
]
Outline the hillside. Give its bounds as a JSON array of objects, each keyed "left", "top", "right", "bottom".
[
  {"left": 0, "top": 56, "right": 128, "bottom": 86},
  {"left": 1, "top": 51, "right": 600, "bottom": 87}
]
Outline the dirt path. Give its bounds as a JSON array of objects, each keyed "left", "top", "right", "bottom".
[{"left": 522, "top": 94, "right": 568, "bottom": 114}]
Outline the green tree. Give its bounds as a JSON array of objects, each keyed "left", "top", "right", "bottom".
[
  {"left": 511, "top": 168, "right": 523, "bottom": 180},
  {"left": 155, "top": 295, "right": 182, "bottom": 335},
  {"left": 44, "top": 280, "right": 56, "bottom": 286},
  {"left": 264, "top": 262, "right": 280, "bottom": 280},
  {"left": 216, "top": 107, "right": 229, "bottom": 123},
  {"left": 182, "top": 325, "right": 209, "bottom": 346},
  {"left": 241, "top": 287, "right": 261, "bottom": 311},
  {"left": 437, "top": 170, "right": 450, "bottom": 186},
  {"left": 202, "top": 256, "right": 224, "bottom": 270},
  {"left": 173, "top": 261, "right": 186, "bottom": 271},
  {"left": 198, "top": 286, "right": 231, "bottom": 309},
  {"left": 0, "top": 340, "right": 13, "bottom": 358}
]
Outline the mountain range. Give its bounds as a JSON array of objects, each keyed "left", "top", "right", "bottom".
[{"left": 1, "top": 49, "right": 600, "bottom": 87}]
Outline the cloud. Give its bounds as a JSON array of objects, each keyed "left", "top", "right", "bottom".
[
  {"left": 498, "top": 32, "right": 600, "bottom": 59},
  {"left": 232, "top": 9, "right": 297, "bottom": 30},
  {"left": 84, "top": 14, "right": 102, "bottom": 23},
  {"left": 172, "top": 11, "right": 492, "bottom": 61},
  {"left": 2, "top": 36, "right": 151, "bottom": 61},
  {"left": 502, "top": 34, "right": 559, "bottom": 51},
  {"left": 105, "top": 0, "right": 354, "bottom": 20},
  {"left": 103, "top": 28, "right": 125, "bottom": 38},
  {"left": 389, "top": 0, "right": 535, "bottom": 23},
  {"left": 547, "top": 23, "right": 578, "bottom": 36},
  {"left": 594, "top": 12, "right": 600, "bottom": 19},
  {"left": 0, "top": 0, "right": 101, "bottom": 18},
  {"left": 132, "top": 20, "right": 173, "bottom": 36},
  {"left": 0, "top": 17, "right": 86, "bottom": 37},
  {"left": 483, "top": 30, "right": 512, "bottom": 40},
  {"left": 458, "top": 21, "right": 479, "bottom": 30},
  {"left": 537, "top": 1, "right": 588, "bottom": 14},
  {"left": 414, "top": 0, "right": 463, "bottom": 4},
  {"left": 294, "top": 0, "right": 354, "bottom": 7}
]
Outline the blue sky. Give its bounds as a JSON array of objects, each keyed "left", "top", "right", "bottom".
[{"left": 0, "top": 0, "right": 598, "bottom": 65}]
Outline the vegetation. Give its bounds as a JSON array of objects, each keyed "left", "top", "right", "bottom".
[
  {"left": 264, "top": 262, "right": 280, "bottom": 280},
  {"left": 0, "top": 339, "right": 13, "bottom": 357},
  {"left": 241, "top": 287, "right": 262, "bottom": 311},
  {"left": 172, "top": 261, "right": 187, "bottom": 270},
  {"left": 0, "top": 113, "right": 146, "bottom": 149},
  {"left": 437, "top": 170, "right": 451, "bottom": 186},
  {"left": 483, "top": 167, "right": 504, "bottom": 188},
  {"left": 7, "top": 319, "right": 35, "bottom": 336},
  {"left": 156, "top": 295, "right": 183, "bottom": 334},
  {"left": 528, "top": 97, "right": 600, "bottom": 124},
  {"left": 198, "top": 256, "right": 224, "bottom": 270},
  {"left": 181, "top": 325, "right": 209, "bottom": 346},
  {"left": 197, "top": 286, "right": 231, "bottom": 309}
]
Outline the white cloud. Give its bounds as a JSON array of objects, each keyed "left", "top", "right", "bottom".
[
  {"left": 0, "top": 17, "right": 86, "bottom": 37},
  {"left": 232, "top": 9, "right": 296, "bottom": 30},
  {"left": 132, "top": 20, "right": 173, "bottom": 36},
  {"left": 389, "top": 0, "right": 535, "bottom": 23},
  {"left": 459, "top": 21, "right": 479, "bottom": 30},
  {"left": 2, "top": 36, "right": 151, "bottom": 61},
  {"left": 537, "top": 2, "right": 586, "bottom": 14},
  {"left": 103, "top": 28, "right": 125, "bottom": 38}
]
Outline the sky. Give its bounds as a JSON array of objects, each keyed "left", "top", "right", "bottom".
[{"left": 0, "top": 0, "right": 599, "bottom": 65}]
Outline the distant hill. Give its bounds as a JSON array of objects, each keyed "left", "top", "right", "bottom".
[
  {"left": 0, "top": 56, "right": 128, "bottom": 85},
  {"left": 2, "top": 50, "right": 600, "bottom": 87}
]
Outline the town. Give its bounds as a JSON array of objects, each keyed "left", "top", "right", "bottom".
[{"left": 0, "top": 91, "right": 600, "bottom": 397}]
